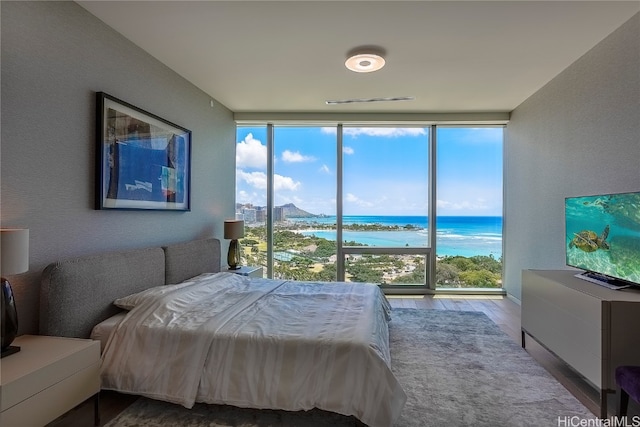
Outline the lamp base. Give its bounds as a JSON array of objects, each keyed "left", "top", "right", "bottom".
[
  {"left": 1, "top": 345, "right": 20, "bottom": 358},
  {"left": 1, "top": 277, "right": 19, "bottom": 351},
  {"left": 227, "top": 239, "right": 242, "bottom": 271}
]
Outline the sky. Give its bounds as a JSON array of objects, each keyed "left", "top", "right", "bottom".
[{"left": 236, "top": 126, "right": 503, "bottom": 216}]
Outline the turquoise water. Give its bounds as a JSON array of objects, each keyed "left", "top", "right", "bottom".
[{"left": 290, "top": 216, "right": 502, "bottom": 258}]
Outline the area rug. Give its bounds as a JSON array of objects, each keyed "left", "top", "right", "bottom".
[{"left": 104, "top": 309, "right": 593, "bottom": 427}]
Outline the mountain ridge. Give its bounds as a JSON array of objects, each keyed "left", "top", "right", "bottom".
[
  {"left": 278, "top": 203, "right": 317, "bottom": 218},
  {"left": 236, "top": 203, "right": 321, "bottom": 218}
]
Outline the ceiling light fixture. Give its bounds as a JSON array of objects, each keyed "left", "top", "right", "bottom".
[{"left": 345, "top": 47, "right": 386, "bottom": 73}]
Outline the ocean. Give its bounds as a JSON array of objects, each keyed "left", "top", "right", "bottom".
[{"left": 289, "top": 216, "right": 503, "bottom": 258}]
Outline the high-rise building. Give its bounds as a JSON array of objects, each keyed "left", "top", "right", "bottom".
[
  {"left": 242, "top": 208, "right": 257, "bottom": 223},
  {"left": 274, "top": 206, "right": 285, "bottom": 222}
]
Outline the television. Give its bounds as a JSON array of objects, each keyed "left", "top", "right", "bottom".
[{"left": 565, "top": 190, "right": 640, "bottom": 289}]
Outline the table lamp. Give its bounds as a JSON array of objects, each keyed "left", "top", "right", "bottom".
[
  {"left": 1, "top": 228, "right": 29, "bottom": 358},
  {"left": 224, "top": 220, "right": 244, "bottom": 270}
]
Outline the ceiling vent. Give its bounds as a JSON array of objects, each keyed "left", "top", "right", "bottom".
[{"left": 326, "top": 96, "right": 415, "bottom": 105}]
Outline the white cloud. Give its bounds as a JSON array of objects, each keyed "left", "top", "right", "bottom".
[
  {"left": 236, "top": 133, "right": 266, "bottom": 168},
  {"left": 343, "top": 146, "right": 354, "bottom": 155},
  {"left": 237, "top": 170, "right": 267, "bottom": 189},
  {"left": 345, "top": 193, "right": 374, "bottom": 208},
  {"left": 237, "top": 169, "right": 302, "bottom": 191},
  {"left": 274, "top": 174, "right": 301, "bottom": 191},
  {"left": 237, "top": 190, "right": 262, "bottom": 205},
  {"left": 282, "top": 150, "right": 315, "bottom": 163},
  {"left": 237, "top": 170, "right": 300, "bottom": 191},
  {"left": 319, "top": 164, "right": 331, "bottom": 174},
  {"left": 343, "top": 128, "right": 427, "bottom": 138},
  {"left": 322, "top": 127, "right": 426, "bottom": 138}
]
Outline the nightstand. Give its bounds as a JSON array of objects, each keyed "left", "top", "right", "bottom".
[
  {"left": 0, "top": 335, "right": 101, "bottom": 427},
  {"left": 226, "top": 265, "right": 263, "bottom": 278}
]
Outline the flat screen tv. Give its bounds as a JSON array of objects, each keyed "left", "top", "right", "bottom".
[{"left": 565, "top": 190, "right": 640, "bottom": 289}]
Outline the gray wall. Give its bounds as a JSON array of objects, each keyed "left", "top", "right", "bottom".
[
  {"left": 1, "top": 2, "right": 236, "bottom": 334},
  {"left": 504, "top": 12, "right": 640, "bottom": 300}
]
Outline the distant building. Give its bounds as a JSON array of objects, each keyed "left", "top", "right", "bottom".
[
  {"left": 255, "top": 207, "right": 266, "bottom": 223},
  {"left": 274, "top": 206, "right": 285, "bottom": 222},
  {"left": 242, "top": 208, "right": 257, "bottom": 223}
]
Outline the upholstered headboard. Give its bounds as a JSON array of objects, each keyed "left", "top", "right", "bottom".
[
  {"left": 40, "top": 238, "right": 221, "bottom": 338},
  {"left": 163, "top": 238, "right": 221, "bottom": 285}
]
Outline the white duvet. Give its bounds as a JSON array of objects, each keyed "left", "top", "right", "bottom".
[{"left": 101, "top": 272, "right": 406, "bottom": 427}]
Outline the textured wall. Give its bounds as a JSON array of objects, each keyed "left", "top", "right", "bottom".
[
  {"left": 504, "top": 13, "right": 640, "bottom": 300},
  {"left": 1, "top": 1, "right": 236, "bottom": 334}
]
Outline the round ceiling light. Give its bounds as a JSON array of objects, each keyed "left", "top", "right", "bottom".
[{"left": 345, "top": 49, "right": 386, "bottom": 73}]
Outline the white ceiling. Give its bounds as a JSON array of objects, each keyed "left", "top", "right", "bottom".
[{"left": 77, "top": 1, "right": 639, "bottom": 114}]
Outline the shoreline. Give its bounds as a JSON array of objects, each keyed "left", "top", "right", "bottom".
[
  {"left": 292, "top": 229, "right": 502, "bottom": 259},
  {"left": 243, "top": 216, "right": 503, "bottom": 259},
  {"left": 241, "top": 221, "right": 503, "bottom": 286}
]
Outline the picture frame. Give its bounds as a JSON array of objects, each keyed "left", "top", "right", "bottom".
[{"left": 96, "top": 92, "right": 191, "bottom": 211}]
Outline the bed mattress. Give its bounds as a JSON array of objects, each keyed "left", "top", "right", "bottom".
[{"left": 99, "top": 272, "right": 406, "bottom": 427}]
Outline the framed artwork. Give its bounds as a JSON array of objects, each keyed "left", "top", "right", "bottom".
[{"left": 96, "top": 92, "right": 191, "bottom": 211}]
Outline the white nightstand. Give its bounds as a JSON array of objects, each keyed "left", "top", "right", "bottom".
[
  {"left": 225, "top": 265, "right": 263, "bottom": 278},
  {"left": 0, "top": 335, "right": 101, "bottom": 427}
]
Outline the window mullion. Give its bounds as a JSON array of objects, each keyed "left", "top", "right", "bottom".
[
  {"left": 336, "top": 124, "right": 344, "bottom": 281},
  {"left": 266, "top": 124, "right": 274, "bottom": 278},
  {"left": 428, "top": 124, "right": 437, "bottom": 289}
]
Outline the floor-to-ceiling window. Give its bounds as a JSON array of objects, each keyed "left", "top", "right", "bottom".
[
  {"left": 340, "top": 126, "right": 430, "bottom": 290},
  {"left": 235, "top": 127, "right": 268, "bottom": 272},
  {"left": 235, "top": 124, "right": 503, "bottom": 291},
  {"left": 272, "top": 127, "right": 337, "bottom": 280},
  {"left": 435, "top": 127, "right": 504, "bottom": 289}
]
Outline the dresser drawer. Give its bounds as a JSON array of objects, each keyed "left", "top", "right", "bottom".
[
  {"left": 0, "top": 335, "right": 100, "bottom": 426},
  {"left": 1, "top": 361, "right": 100, "bottom": 426}
]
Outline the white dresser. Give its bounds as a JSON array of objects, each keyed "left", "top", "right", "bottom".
[
  {"left": 522, "top": 269, "right": 640, "bottom": 418},
  {"left": 0, "top": 335, "right": 100, "bottom": 427}
]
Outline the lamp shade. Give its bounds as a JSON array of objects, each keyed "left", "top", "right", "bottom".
[
  {"left": 1, "top": 229, "right": 29, "bottom": 276},
  {"left": 224, "top": 220, "right": 244, "bottom": 240}
]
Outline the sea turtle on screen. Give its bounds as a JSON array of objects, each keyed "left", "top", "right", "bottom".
[{"left": 569, "top": 225, "right": 610, "bottom": 253}]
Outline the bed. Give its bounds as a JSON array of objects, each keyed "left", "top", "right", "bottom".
[{"left": 39, "top": 238, "right": 406, "bottom": 427}]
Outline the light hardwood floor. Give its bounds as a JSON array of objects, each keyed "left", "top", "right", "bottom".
[{"left": 48, "top": 295, "right": 636, "bottom": 426}]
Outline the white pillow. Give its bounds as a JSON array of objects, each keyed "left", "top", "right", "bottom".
[
  {"left": 113, "top": 273, "right": 219, "bottom": 310},
  {"left": 113, "top": 282, "right": 193, "bottom": 310}
]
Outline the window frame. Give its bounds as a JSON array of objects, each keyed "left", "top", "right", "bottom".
[{"left": 236, "top": 122, "right": 505, "bottom": 294}]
